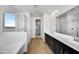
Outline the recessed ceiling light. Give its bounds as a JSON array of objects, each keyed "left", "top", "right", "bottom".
[
  {"left": 33, "top": 5, "right": 38, "bottom": 8},
  {"left": 48, "top": 9, "right": 52, "bottom": 12}
]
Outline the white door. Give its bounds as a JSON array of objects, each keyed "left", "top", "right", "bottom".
[{"left": 35, "top": 19, "right": 41, "bottom": 36}]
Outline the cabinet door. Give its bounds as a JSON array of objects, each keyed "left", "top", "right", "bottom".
[
  {"left": 45, "top": 34, "right": 64, "bottom": 54},
  {"left": 53, "top": 40, "right": 64, "bottom": 54},
  {"left": 49, "top": 39, "right": 54, "bottom": 50},
  {"left": 64, "top": 45, "right": 78, "bottom": 54},
  {"left": 45, "top": 34, "right": 50, "bottom": 46},
  {"left": 45, "top": 34, "right": 54, "bottom": 51}
]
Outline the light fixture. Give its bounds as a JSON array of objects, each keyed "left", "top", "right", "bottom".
[
  {"left": 51, "top": 10, "right": 59, "bottom": 16},
  {"left": 33, "top": 5, "right": 38, "bottom": 8}
]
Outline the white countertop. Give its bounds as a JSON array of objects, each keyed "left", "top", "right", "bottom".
[
  {"left": 45, "top": 32, "right": 79, "bottom": 52},
  {"left": 0, "top": 32, "right": 27, "bottom": 54}
]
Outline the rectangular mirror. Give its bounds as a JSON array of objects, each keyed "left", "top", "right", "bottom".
[{"left": 56, "top": 6, "right": 79, "bottom": 37}]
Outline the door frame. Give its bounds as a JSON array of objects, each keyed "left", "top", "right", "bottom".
[
  {"left": 31, "top": 17, "right": 44, "bottom": 38},
  {"left": 35, "top": 19, "right": 41, "bottom": 37}
]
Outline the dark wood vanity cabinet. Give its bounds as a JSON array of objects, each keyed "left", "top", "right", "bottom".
[
  {"left": 54, "top": 39, "right": 65, "bottom": 54},
  {"left": 45, "top": 34, "right": 54, "bottom": 50},
  {"left": 64, "top": 45, "right": 79, "bottom": 54},
  {"left": 45, "top": 33, "right": 64, "bottom": 54},
  {"left": 45, "top": 33, "right": 79, "bottom": 54}
]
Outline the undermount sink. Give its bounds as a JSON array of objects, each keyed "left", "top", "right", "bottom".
[
  {"left": 67, "top": 36, "right": 79, "bottom": 43},
  {"left": 74, "top": 37, "right": 79, "bottom": 42},
  {"left": 67, "top": 37, "right": 79, "bottom": 44}
]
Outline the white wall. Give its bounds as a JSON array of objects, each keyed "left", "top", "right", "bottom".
[
  {"left": 26, "top": 12, "right": 31, "bottom": 44},
  {"left": 43, "top": 14, "right": 50, "bottom": 33},
  {"left": 43, "top": 13, "right": 56, "bottom": 34},
  {"left": 0, "top": 9, "right": 30, "bottom": 32},
  {"left": 3, "top": 12, "right": 28, "bottom": 32},
  {"left": 0, "top": 12, "right": 3, "bottom": 32},
  {"left": 16, "top": 12, "right": 31, "bottom": 51},
  {"left": 56, "top": 14, "right": 67, "bottom": 34},
  {"left": 50, "top": 16, "right": 56, "bottom": 32}
]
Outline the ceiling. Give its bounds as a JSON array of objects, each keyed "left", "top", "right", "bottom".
[
  {"left": 0, "top": 5, "right": 77, "bottom": 17},
  {"left": 10, "top": 5, "right": 58, "bottom": 16}
]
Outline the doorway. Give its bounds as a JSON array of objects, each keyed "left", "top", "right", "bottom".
[{"left": 35, "top": 19, "right": 41, "bottom": 36}]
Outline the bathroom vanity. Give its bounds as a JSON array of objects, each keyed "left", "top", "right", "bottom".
[{"left": 45, "top": 32, "right": 79, "bottom": 54}]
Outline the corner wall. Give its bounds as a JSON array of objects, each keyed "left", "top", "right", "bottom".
[{"left": 43, "top": 13, "right": 56, "bottom": 34}]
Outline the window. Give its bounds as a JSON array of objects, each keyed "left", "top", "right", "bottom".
[{"left": 4, "top": 13, "right": 16, "bottom": 27}]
